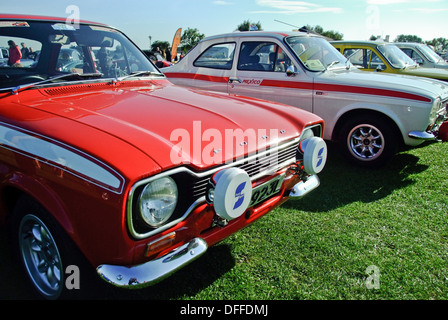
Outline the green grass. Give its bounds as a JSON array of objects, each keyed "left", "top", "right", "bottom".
[
  {"left": 152, "top": 140, "right": 448, "bottom": 300},
  {"left": 1, "top": 141, "right": 447, "bottom": 300}
]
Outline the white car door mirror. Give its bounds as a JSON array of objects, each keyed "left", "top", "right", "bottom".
[{"left": 286, "top": 65, "right": 298, "bottom": 77}]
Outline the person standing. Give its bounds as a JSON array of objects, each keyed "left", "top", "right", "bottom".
[
  {"left": 165, "top": 47, "right": 172, "bottom": 63},
  {"left": 20, "top": 42, "right": 30, "bottom": 59},
  {"left": 7, "top": 40, "right": 22, "bottom": 66}
]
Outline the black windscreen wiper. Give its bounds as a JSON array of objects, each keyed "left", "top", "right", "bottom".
[{"left": 8, "top": 72, "right": 103, "bottom": 95}]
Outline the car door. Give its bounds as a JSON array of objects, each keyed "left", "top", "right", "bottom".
[{"left": 228, "top": 39, "right": 313, "bottom": 114}]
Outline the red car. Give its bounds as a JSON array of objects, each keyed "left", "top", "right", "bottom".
[{"left": 0, "top": 14, "right": 326, "bottom": 299}]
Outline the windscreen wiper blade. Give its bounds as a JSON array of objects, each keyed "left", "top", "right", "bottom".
[
  {"left": 325, "top": 60, "right": 340, "bottom": 71},
  {"left": 9, "top": 72, "right": 103, "bottom": 95},
  {"left": 114, "top": 71, "right": 165, "bottom": 83}
]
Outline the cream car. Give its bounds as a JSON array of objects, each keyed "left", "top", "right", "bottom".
[{"left": 165, "top": 31, "right": 448, "bottom": 167}]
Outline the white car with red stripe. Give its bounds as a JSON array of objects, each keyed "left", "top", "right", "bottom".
[{"left": 164, "top": 31, "right": 448, "bottom": 167}]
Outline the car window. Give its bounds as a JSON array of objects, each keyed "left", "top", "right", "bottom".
[
  {"left": 286, "top": 36, "right": 347, "bottom": 72},
  {"left": 0, "top": 36, "right": 41, "bottom": 68},
  {"left": 378, "top": 44, "right": 416, "bottom": 69},
  {"left": 344, "top": 48, "right": 385, "bottom": 70},
  {"left": 193, "top": 42, "right": 235, "bottom": 70},
  {"left": 419, "top": 45, "right": 446, "bottom": 63},
  {"left": 400, "top": 48, "right": 415, "bottom": 59},
  {"left": 237, "top": 41, "right": 292, "bottom": 72},
  {"left": 0, "top": 21, "right": 158, "bottom": 89},
  {"left": 400, "top": 48, "right": 424, "bottom": 64}
]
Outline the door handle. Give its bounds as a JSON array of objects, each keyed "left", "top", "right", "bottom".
[{"left": 229, "top": 78, "right": 242, "bottom": 84}]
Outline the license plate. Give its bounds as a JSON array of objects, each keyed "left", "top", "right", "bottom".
[{"left": 249, "top": 174, "right": 285, "bottom": 207}]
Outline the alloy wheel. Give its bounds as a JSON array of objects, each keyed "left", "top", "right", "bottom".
[
  {"left": 19, "top": 214, "right": 63, "bottom": 299},
  {"left": 347, "top": 124, "right": 385, "bottom": 161}
]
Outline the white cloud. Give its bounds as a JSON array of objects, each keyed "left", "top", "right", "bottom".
[
  {"left": 213, "top": 0, "right": 233, "bottom": 5},
  {"left": 409, "top": 7, "right": 448, "bottom": 13},
  {"left": 252, "top": 0, "right": 343, "bottom": 14},
  {"left": 367, "top": 0, "right": 442, "bottom": 4},
  {"left": 367, "top": 0, "right": 408, "bottom": 4}
]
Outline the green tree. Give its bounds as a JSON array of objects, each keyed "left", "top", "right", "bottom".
[
  {"left": 304, "top": 25, "right": 343, "bottom": 40},
  {"left": 236, "top": 20, "right": 263, "bottom": 31},
  {"left": 394, "top": 34, "right": 423, "bottom": 43},
  {"left": 321, "top": 30, "right": 343, "bottom": 40},
  {"left": 151, "top": 40, "right": 170, "bottom": 52},
  {"left": 180, "top": 28, "right": 205, "bottom": 54},
  {"left": 425, "top": 37, "right": 448, "bottom": 54}
]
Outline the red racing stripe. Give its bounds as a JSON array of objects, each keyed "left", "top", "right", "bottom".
[
  {"left": 164, "top": 72, "right": 229, "bottom": 83},
  {"left": 165, "top": 73, "right": 432, "bottom": 103},
  {"left": 260, "top": 80, "right": 432, "bottom": 103},
  {"left": 314, "top": 82, "right": 432, "bottom": 103}
]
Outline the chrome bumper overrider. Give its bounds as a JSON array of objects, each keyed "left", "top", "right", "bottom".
[
  {"left": 408, "top": 131, "right": 437, "bottom": 140},
  {"left": 96, "top": 238, "right": 208, "bottom": 288},
  {"left": 289, "top": 175, "right": 320, "bottom": 198}
]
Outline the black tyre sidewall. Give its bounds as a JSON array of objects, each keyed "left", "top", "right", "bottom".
[
  {"left": 9, "top": 195, "right": 84, "bottom": 299},
  {"left": 339, "top": 115, "right": 398, "bottom": 168}
]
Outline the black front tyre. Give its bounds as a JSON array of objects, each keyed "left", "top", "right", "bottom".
[
  {"left": 339, "top": 115, "right": 398, "bottom": 168},
  {"left": 10, "top": 196, "right": 85, "bottom": 300}
]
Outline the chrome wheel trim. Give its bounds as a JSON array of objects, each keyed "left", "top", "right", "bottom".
[
  {"left": 19, "top": 214, "right": 63, "bottom": 299},
  {"left": 347, "top": 124, "right": 385, "bottom": 162}
]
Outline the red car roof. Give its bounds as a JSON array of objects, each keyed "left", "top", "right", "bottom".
[{"left": 0, "top": 13, "right": 108, "bottom": 27}]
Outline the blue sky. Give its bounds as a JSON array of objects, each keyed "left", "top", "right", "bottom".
[{"left": 1, "top": 0, "right": 447, "bottom": 50}]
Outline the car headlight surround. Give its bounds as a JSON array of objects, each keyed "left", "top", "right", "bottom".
[{"left": 138, "top": 177, "right": 179, "bottom": 227}]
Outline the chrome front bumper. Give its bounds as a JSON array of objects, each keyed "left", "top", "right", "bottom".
[
  {"left": 97, "top": 178, "right": 319, "bottom": 288},
  {"left": 409, "top": 107, "right": 448, "bottom": 141},
  {"left": 96, "top": 238, "right": 208, "bottom": 288}
]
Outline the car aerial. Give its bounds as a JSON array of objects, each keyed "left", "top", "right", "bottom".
[
  {"left": 394, "top": 42, "right": 448, "bottom": 70},
  {"left": 0, "top": 14, "right": 327, "bottom": 299},
  {"left": 331, "top": 40, "right": 448, "bottom": 82},
  {"left": 164, "top": 31, "right": 448, "bottom": 167}
]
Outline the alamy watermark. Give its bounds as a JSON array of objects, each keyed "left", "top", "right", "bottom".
[
  {"left": 365, "top": 5, "right": 381, "bottom": 31},
  {"left": 65, "top": 5, "right": 80, "bottom": 29},
  {"left": 170, "top": 121, "right": 280, "bottom": 166},
  {"left": 65, "top": 265, "right": 80, "bottom": 290},
  {"left": 365, "top": 265, "right": 380, "bottom": 290}
]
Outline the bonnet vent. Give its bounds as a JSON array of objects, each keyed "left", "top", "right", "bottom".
[{"left": 42, "top": 82, "right": 114, "bottom": 96}]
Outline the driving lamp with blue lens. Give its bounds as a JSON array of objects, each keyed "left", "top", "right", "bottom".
[{"left": 138, "top": 177, "right": 178, "bottom": 227}]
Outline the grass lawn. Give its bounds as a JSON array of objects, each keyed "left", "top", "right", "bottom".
[
  {"left": 156, "top": 140, "right": 448, "bottom": 300},
  {"left": 1, "top": 141, "right": 447, "bottom": 300}
]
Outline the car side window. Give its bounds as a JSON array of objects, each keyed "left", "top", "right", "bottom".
[
  {"left": 401, "top": 48, "right": 424, "bottom": 64},
  {"left": 237, "top": 41, "right": 291, "bottom": 72},
  {"left": 194, "top": 42, "right": 236, "bottom": 70},
  {"left": 344, "top": 48, "right": 385, "bottom": 70},
  {"left": 401, "top": 48, "right": 414, "bottom": 59}
]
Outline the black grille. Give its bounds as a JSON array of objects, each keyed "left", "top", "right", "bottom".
[{"left": 191, "top": 139, "right": 299, "bottom": 199}]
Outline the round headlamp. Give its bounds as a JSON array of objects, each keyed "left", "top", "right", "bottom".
[
  {"left": 138, "top": 177, "right": 178, "bottom": 227},
  {"left": 299, "top": 128, "right": 315, "bottom": 153}
]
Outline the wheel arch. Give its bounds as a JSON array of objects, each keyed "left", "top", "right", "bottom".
[
  {"left": 332, "top": 108, "right": 405, "bottom": 147},
  {"left": 1, "top": 176, "right": 75, "bottom": 238}
]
